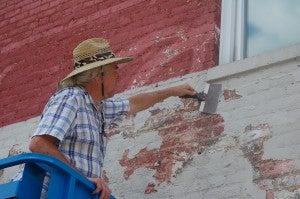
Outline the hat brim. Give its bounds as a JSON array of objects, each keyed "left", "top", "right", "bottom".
[{"left": 62, "top": 56, "right": 133, "bottom": 82}]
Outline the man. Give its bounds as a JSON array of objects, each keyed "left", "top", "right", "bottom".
[{"left": 29, "top": 38, "right": 196, "bottom": 199}]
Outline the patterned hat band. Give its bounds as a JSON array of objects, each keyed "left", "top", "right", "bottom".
[{"left": 74, "top": 52, "right": 115, "bottom": 69}]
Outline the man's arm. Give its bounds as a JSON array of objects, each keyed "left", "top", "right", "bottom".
[
  {"left": 128, "top": 83, "right": 196, "bottom": 115},
  {"left": 29, "top": 135, "right": 76, "bottom": 169},
  {"left": 29, "top": 135, "right": 112, "bottom": 199}
]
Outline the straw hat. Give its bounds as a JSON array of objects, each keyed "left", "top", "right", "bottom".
[{"left": 62, "top": 38, "right": 133, "bottom": 82}]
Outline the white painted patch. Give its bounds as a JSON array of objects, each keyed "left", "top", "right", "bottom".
[
  {"left": 126, "top": 130, "right": 162, "bottom": 159},
  {"left": 133, "top": 110, "right": 151, "bottom": 132}
]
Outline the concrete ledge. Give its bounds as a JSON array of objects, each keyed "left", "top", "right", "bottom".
[{"left": 206, "top": 44, "right": 300, "bottom": 82}]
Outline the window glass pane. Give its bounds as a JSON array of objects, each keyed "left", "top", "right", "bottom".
[{"left": 246, "top": 0, "right": 300, "bottom": 57}]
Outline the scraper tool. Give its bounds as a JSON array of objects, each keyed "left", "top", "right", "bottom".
[{"left": 181, "top": 83, "right": 222, "bottom": 114}]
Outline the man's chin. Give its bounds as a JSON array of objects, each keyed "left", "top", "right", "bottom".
[{"left": 106, "top": 93, "right": 115, "bottom": 98}]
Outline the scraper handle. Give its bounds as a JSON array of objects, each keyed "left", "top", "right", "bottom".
[{"left": 180, "top": 92, "right": 206, "bottom": 102}]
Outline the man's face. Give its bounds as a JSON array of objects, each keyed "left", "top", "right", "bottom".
[{"left": 102, "top": 63, "right": 119, "bottom": 98}]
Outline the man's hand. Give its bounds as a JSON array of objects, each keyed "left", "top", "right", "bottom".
[
  {"left": 88, "top": 177, "right": 112, "bottom": 199},
  {"left": 168, "top": 83, "right": 196, "bottom": 97}
]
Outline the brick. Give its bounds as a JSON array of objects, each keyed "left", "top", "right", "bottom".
[
  {"left": 37, "top": 8, "right": 56, "bottom": 19},
  {"left": 4, "top": 8, "right": 21, "bottom": 19},
  {"left": 144, "top": 183, "right": 157, "bottom": 194},
  {"left": 21, "top": 1, "right": 41, "bottom": 12},
  {"left": 15, "top": 0, "right": 33, "bottom": 9},
  {"left": 6, "top": 0, "right": 17, "bottom": 7},
  {"left": 8, "top": 26, "right": 30, "bottom": 38},
  {"left": 0, "top": 18, "right": 9, "bottom": 29},
  {"left": 0, "top": 5, "right": 13, "bottom": 17},
  {"left": 17, "top": 15, "right": 38, "bottom": 27},
  {"left": 0, "top": 1, "right": 7, "bottom": 9},
  {"left": 49, "top": 0, "right": 62, "bottom": 8},
  {"left": 29, "top": 6, "right": 41, "bottom": 15},
  {"left": 223, "top": 89, "right": 243, "bottom": 101},
  {"left": 37, "top": 16, "right": 50, "bottom": 27},
  {"left": 32, "top": 23, "right": 53, "bottom": 35},
  {"left": 39, "top": 2, "right": 50, "bottom": 12},
  {"left": 9, "top": 11, "right": 29, "bottom": 23}
]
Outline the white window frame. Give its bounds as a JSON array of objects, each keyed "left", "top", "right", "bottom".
[{"left": 219, "top": 0, "right": 246, "bottom": 65}]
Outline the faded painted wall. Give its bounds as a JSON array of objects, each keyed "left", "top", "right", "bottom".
[
  {"left": 1, "top": 46, "right": 299, "bottom": 198},
  {"left": 103, "top": 47, "right": 300, "bottom": 199},
  {"left": 0, "top": 0, "right": 220, "bottom": 127}
]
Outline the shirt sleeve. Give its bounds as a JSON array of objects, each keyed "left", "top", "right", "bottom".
[
  {"left": 102, "top": 98, "right": 130, "bottom": 124},
  {"left": 33, "top": 94, "right": 78, "bottom": 141}
]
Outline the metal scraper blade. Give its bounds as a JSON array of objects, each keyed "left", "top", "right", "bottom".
[{"left": 199, "top": 83, "right": 222, "bottom": 114}]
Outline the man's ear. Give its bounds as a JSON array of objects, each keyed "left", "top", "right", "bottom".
[{"left": 88, "top": 71, "right": 101, "bottom": 85}]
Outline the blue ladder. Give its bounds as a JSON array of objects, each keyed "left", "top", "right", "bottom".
[{"left": 0, "top": 153, "right": 116, "bottom": 199}]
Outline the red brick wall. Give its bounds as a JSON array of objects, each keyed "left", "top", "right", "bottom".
[
  {"left": 0, "top": 0, "right": 221, "bottom": 127},
  {"left": 115, "top": 99, "right": 225, "bottom": 190}
]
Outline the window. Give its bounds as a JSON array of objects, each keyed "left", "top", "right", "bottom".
[{"left": 219, "top": 0, "right": 300, "bottom": 64}]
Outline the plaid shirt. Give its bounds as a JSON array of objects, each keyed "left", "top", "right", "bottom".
[{"left": 34, "top": 86, "right": 129, "bottom": 178}]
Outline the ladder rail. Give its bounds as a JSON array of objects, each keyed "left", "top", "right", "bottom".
[{"left": 0, "top": 153, "right": 114, "bottom": 199}]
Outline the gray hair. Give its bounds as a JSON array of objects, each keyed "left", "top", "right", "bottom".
[{"left": 58, "top": 67, "right": 101, "bottom": 90}]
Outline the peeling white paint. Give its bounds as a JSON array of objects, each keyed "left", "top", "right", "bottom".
[
  {"left": 133, "top": 110, "right": 151, "bottom": 132},
  {"left": 1, "top": 47, "right": 300, "bottom": 198}
]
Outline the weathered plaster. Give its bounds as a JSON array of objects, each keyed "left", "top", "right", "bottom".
[{"left": 1, "top": 45, "right": 300, "bottom": 198}]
